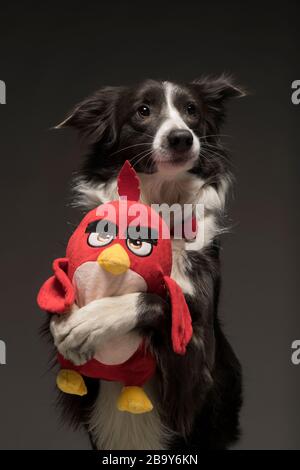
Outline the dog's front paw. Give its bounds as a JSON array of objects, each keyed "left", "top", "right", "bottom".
[
  {"left": 52, "top": 319, "right": 97, "bottom": 365},
  {"left": 50, "top": 294, "right": 140, "bottom": 365},
  {"left": 60, "top": 344, "right": 95, "bottom": 366},
  {"left": 50, "top": 304, "right": 93, "bottom": 365}
]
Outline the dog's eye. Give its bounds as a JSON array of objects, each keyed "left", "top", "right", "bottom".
[
  {"left": 138, "top": 105, "right": 150, "bottom": 118},
  {"left": 186, "top": 103, "right": 197, "bottom": 116}
]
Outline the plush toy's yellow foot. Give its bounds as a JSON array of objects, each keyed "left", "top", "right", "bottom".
[
  {"left": 117, "top": 386, "right": 153, "bottom": 414},
  {"left": 56, "top": 369, "right": 87, "bottom": 396}
]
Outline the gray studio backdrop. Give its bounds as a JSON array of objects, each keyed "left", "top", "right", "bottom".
[{"left": 0, "top": 1, "right": 299, "bottom": 449}]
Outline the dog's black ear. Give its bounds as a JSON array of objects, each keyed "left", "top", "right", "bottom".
[
  {"left": 191, "top": 74, "right": 246, "bottom": 129},
  {"left": 55, "top": 86, "right": 125, "bottom": 146},
  {"left": 192, "top": 74, "right": 246, "bottom": 101}
]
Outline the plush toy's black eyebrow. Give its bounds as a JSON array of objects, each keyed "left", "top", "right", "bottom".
[
  {"left": 85, "top": 220, "right": 118, "bottom": 235},
  {"left": 126, "top": 226, "right": 158, "bottom": 245}
]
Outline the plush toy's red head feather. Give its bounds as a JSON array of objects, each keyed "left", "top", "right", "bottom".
[{"left": 117, "top": 160, "right": 140, "bottom": 201}]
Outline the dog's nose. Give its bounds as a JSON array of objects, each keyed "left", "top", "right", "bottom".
[{"left": 167, "top": 129, "right": 193, "bottom": 151}]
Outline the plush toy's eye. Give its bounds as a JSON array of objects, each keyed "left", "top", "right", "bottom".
[
  {"left": 86, "top": 220, "right": 117, "bottom": 247},
  {"left": 88, "top": 232, "right": 114, "bottom": 247},
  {"left": 126, "top": 238, "right": 153, "bottom": 256}
]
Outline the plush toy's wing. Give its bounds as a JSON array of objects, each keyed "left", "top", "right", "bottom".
[
  {"left": 37, "top": 257, "right": 75, "bottom": 314},
  {"left": 117, "top": 160, "right": 140, "bottom": 201},
  {"left": 163, "top": 275, "right": 193, "bottom": 354}
]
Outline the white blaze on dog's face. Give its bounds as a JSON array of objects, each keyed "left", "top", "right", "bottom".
[
  {"left": 152, "top": 82, "right": 200, "bottom": 177},
  {"left": 121, "top": 79, "right": 205, "bottom": 179}
]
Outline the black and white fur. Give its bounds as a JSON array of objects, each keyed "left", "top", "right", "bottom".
[{"left": 49, "top": 77, "right": 245, "bottom": 450}]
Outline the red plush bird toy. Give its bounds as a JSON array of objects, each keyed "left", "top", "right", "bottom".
[{"left": 37, "top": 161, "right": 193, "bottom": 414}]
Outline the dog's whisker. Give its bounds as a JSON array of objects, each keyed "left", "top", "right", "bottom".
[
  {"left": 132, "top": 129, "right": 155, "bottom": 139},
  {"left": 201, "top": 148, "right": 228, "bottom": 161},
  {"left": 136, "top": 154, "right": 153, "bottom": 169},
  {"left": 109, "top": 142, "right": 152, "bottom": 157},
  {"left": 130, "top": 148, "right": 153, "bottom": 164},
  {"left": 131, "top": 149, "right": 153, "bottom": 168},
  {"left": 146, "top": 157, "right": 155, "bottom": 173},
  {"left": 130, "top": 153, "right": 151, "bottom": 168},
  {"left": 200, "top": 134, "right": 232, "bottom": 140},
  {"left": 202, "top": 142, "right": 231, "bottom": 153},
  {"left": 199, "top": 151, "right": 211, "bottom": 163},
  {"left": 201, "top": 146, "right": 231, "bottom": 163}
]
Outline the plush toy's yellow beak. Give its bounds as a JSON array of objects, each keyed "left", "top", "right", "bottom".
[{"left": 97, "top": 243, "right": 130, "bottom": 275}]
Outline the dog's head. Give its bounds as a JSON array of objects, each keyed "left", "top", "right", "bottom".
[{"left": 58, "top": 76, "right": 245, "bottom": 182}]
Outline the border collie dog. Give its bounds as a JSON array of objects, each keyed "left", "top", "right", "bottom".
[{"left": 51, "top": 76, "right": 245, "bottom": 450}]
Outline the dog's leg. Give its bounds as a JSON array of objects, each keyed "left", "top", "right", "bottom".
[
  {"left": 150, "top": 244, "right": 242, "bottom": 448},
  {"left": 169, "top": 320, "right": 242, "bottom": 450},
  {"left": 50, "top": 293, "right": 168, "bottom": 365}
]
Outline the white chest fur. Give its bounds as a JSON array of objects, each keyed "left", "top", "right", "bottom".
[{"left": 89, "top": 380, "right": 173, "bottom": 450}]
